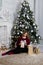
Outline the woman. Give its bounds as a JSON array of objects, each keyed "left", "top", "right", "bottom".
[{"left": 2, "top": 31, "right": 30, "bottom": 56}]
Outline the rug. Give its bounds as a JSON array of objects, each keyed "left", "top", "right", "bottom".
[{"left": 0, "top": 53, "right": 43, "bottom": 65}]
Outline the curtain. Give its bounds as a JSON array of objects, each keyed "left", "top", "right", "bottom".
[
  {"left": 34, "top": 0, "right": 43, "bottom": 52},
  {"left": 35, "top": 0, "right": 43, "bottom": 39}
]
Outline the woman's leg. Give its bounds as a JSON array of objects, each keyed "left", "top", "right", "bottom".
[
  {"left": 20, "top": 46, "right": 28, "bottom": 53},
  {"left": 2, "top": 49, "right": 15, "bottom": 56},
  {"left": 2, "top": 46, "right": 21, "bottom": 56},
  {"left": 2, "top": 46, "right": 28, "bottom": 56},
  {"left": 13, "top": 46, "right": 21, "bottom": 54}
]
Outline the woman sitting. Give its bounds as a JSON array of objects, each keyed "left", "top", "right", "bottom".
[{"left": 2, "top": 31, "right": 30, "bottom": 56}]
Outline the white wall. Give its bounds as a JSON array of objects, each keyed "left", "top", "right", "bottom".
[{"left": 0, "top": 0, "right": 34, "bottom": 48}]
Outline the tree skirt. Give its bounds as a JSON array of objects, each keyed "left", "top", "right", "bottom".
[{"left": 0, "top": 53, "right": 43, "bottom": 65}]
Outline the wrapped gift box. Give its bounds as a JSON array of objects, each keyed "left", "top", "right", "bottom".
[
  {"left": 33, "top": 47, "right": 40, "bottom": 54},
  {"left": 28, "top": 45, "right": 33, "bottom": 55}
]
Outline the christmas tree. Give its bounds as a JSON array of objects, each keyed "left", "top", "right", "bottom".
[{"left": 11, "top": 0, "right": 40, "bottom": 48}]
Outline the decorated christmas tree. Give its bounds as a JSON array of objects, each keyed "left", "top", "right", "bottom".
[{"left": 11, "top": 0, "right": 40, "bottom": 48}]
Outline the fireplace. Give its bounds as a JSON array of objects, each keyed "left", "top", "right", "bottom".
[{"left": 0, "top": 25, "right": 8, "bottom": 48}]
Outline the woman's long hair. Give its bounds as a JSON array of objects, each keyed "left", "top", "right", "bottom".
[{"left": 22, "top": 30, "right": 30, "bottom": 39}]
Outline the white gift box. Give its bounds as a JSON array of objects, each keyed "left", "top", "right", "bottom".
[{"left": 20, "top": 40, "right": 26, "bottom": 48}]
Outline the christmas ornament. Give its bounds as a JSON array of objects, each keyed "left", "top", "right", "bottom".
[
  {"left": 14, "top": 26, "right": 16, "bottom": 29},
  {"left": 26, "top": 3, "right": 28, "bottom": 6},
  {"left": 27, "top": 15, "right": 29, "bottom": 19},
  {"left": 18, "top": 15, "right": 20, "bottom": 17},
  {"left": 31, "top": 30, "right": 33, "bottom": 32},
  {"left": 31, "top": 36, "right": 33, "bottom": 38},
  {"left": 34, "top": 26, "right": 36, "bottom": 29},
  {"left": 20, "top": 22, "right": 22, "bottom": 24},
  {"left": 23, "top": 14, "right": 25, "bottom": 17},
  {"left": 22, "top": 25, "right": 24, "bottom": 28},
  {"left": 23, "top": 3, "right": 25, "bottom": 6},
  {"left": 30, "top": 41, "right": 32, "bottom": 44},
  {"left": 27, "top": 10, "right": 29, "bottom": 13},
  {"left": 17, "top": 32, "right": 19, "bottom": 35},
  {"left": 34, "top": 40, "right": 37, "bottom": 43},
  {"left": 25, "top": 7, "right": 27, "bottom": 10},
  {"left": 20, "top": 25, "right": 22, "bottom": 27},
  {"left": 25, "top": 26, "right": 27, "bottom": 29},
  {"left": 36, "top": 34, "right": 38, "bottom": 36},
  {"left": 20, "top": 31, "right": 23, "bottom": 34},
  {"left": 33, "top": 23, "right": 35, "bottom": 26},
  {"left": 39, "top": 36, "right": 40, "bottom": 39}
]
